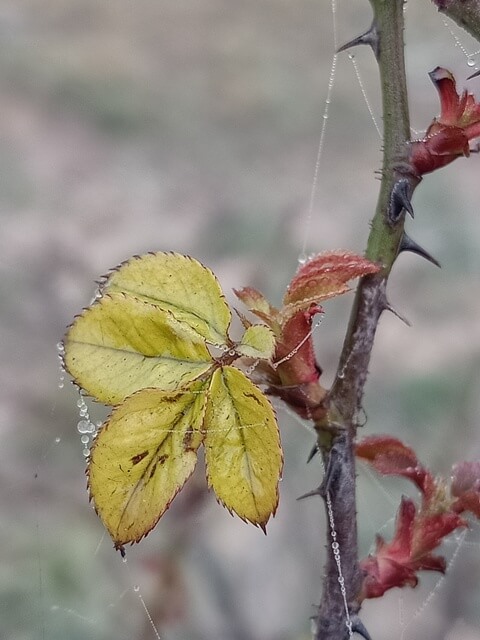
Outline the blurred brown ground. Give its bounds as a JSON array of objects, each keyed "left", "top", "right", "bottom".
[{"left": 1, "top": 1, "right": 480, "bottom": 639}]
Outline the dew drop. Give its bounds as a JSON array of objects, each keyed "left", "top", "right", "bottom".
[
  {"left": 56, "top": 342, "right": 64, "bottom": 353},
  {"left": 77, "top": 420, "right": 90, "bottom": 434},
  {"left": 467, "top": 57, "right": 476, "bottom": 67},
  {"left": 297, "top": 253, "right": 307, "bottom": 266},
  {"left": 122, "top": 556, "right": 128, "bottom": 564},
  {"left": 228, "top": 349, "right": 236, "bottom": 356},
  {"left": 79, "top": 407, "right": 88, "bottom": 417},
  {"left": 133, "top": 585, "right": 140, "bottom": 593},
  {"left": 82, "top": 448, "right": 90, "bottom": 458},
  {"left": 55, "top": 437, "right": 61, "bottom": 444},
  {"left": 58, "top": 381, "right": 64, "bottom": 389},
  {"left": 80, "top": 435, "right": 90, "bottom": 445},
  {"left": 95, "top": 420, "right": 102, "bottom": 428},
  {"left": 76, "top": 398, "right": 85, "bottom": 408}
]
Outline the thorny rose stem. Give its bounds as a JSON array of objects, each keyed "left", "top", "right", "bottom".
[{"left": 310, "top": 1, "right": 418, "bottom": 638}]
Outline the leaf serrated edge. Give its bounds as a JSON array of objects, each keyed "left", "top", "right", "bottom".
[
  {"left": 86, "top": 385, "right": 209, "bottom": 549},
  {"left": 100, "top": 251, "right": 232, "bottom": 346},
  {"left": 204, "top": 368, "right": 283, "bottom": 531}
]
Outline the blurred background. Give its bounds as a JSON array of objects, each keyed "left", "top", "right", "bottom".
[{"left": 2, "top": 0, "right": 480, "bottom": 638}]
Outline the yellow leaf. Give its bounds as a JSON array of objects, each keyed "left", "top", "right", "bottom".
[
  {"left": 64, "top": 293, "right": 213, "bottom": 404},
  {"left": 236, "top": 325, "right": 276, "bottom": 360},
  {"left": 104, "top": 252, "right": 231, "bottom": 345},
  {"left": 88, "top": 385, "right": 207, "bottom": 547},
  {"left": 204, "top": 366, "right": 282, "bottom": 528}
]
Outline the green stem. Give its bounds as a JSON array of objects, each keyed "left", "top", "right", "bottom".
[
  {"left": 332, "top": 0, "right": 414, "bottom": 420},
  {"left": 313, "top": 1, "right": 413, "bottom": 638}
]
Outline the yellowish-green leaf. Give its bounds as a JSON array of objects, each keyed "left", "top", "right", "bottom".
[
  {"left": 104, "top": 252, "right": 231, "bottom": 345},
  {"left": 88, "top": 385, "right": 207, "bottom": 547},
  {"left": 234, "top": 286, "right": 281, "bottom": 335},
  {"left": 204, "top": 366, "right": 282, "bottom": 528},
  {"left": 236, "top": 325, "right": 276, "bottom": 360},
  {"left": 64, "top": 293, "right": 213, "bottom": 404}
]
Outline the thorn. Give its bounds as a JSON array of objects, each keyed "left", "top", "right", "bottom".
[
  {"left": 467, "top": 69, "right": 480, "bottom": 81},
  {"left": 337, "top": 21, "right": 380, "bottom": 59},
  {"left": 399, "top": 232, "right": 441, "bottom": 268},
  {"left": 389, "top": 179, "right": 414, "bottom": 223},
  {"left": 350, "top": 615, "right": 372, "bottom": 640},
  {"left": 384, "top": 302, "right": 412, "bottom": 327},
  {"left": 307, "top": 443, "right": 319, "bottom": 463},
  {"left": 297, "top": 486, "right": 323, "bottom": 501}
]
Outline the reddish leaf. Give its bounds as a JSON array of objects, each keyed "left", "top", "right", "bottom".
[
  {"left": 452, "top": 492, "right": 480, "bottom": 518},
  {"left": 451, "top": 460, "right": 480, "bottom": 496},
  {"left": 451, "top": 461, "right": 480, "bottom": 517},
  {"left": 356, "top": 435, "right": 433, "bottom": 497},
  {"left": 266, "top": 305, "right": 328, "bottom": 422},
  {"left": 361, "top": 556, "right": 418, "bottom": 599},
  {"left": 282, "top": 251, "right": 379, "bottom": 319},
  {"left": 360, "top": 498, "right": 418, "bottom": 599},
  {"left": 412, "top": 511, "right": 465, "bottom": 558},
  {"left": 274, "top": 305, "right": 322, "bottom": 386},
  {"left": 360, "top": 496, "right": 465, "bottom": 600},
  {"left": 410, "top": 67, "right": 480, "bottom": 176}
]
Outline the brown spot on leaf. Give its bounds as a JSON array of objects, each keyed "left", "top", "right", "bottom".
[
  {"left": 245, "top": 392, "right": 261, "bottom": 405},
  {"left": 131, "top": 451, "right": 149, "bottom": 465},
  {"left": 183, "top": 429, "right": 194, "bottom": 451}
]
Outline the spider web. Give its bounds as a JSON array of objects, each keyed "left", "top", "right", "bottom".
[{"left": 28, "top": 2, "right": 480, "bottom": 640}]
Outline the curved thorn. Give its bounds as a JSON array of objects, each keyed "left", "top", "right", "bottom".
[
  {"left": 399, "top": 232, "right": 441, "bottom": 268},
  {"left": 337, "top": 21, "right": 380, "bottom": 59},
  {"left": 307, "top": 443, "right": 319, "bottom": 463},
  {"left": 297, "top": 486, "right": 323, "bottom": 501},
  {"left": 350, "top": 615, "right": 372, "bottom": 640},
  {"left": 389, "top": 179, "right": 414, "bottom": 223},
  {"left": 467, "top": 69, "right": 480, "bottom": 81},
  {"left": 384, "top": 302, "right": 411, "bottom": 327}
]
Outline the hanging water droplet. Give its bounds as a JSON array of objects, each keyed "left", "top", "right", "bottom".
[
  {"left": 228, "top": 349, "right": 236, "bottom": 356},
  {"left": 133, "top": 585, "right": 140, "bottom": 593},
  {"left": 80, "top": 435, "right": 90, "bottom": 445},
  {"left": 79, "top": 407, "right": 88, "bottom": 417},
  {"left": 467, "top": 57, "right": 476, "bottom": 67},
  {"left": 95, "top": 420, "right": 102, "bottom": 428},
  {"left": 297, "top": 253, "right": 307, "bottom": 266},
  {"left": 348, "top": 53, "right": 355, "bottom": 61},
  {"left": 58, "top": 381, "right": 64, "bottom": 389},
  {"left": 82, "top": 448, "right": 90, "bottom": 458},
  {"left": 56, "top": 342, "right": 64, "bottom": 353},
  {"left": 122, "top": 556, "right": 128, "bottom": 564},
  {"left": 77, "top": 420, "right": 90, "bottom": 434},
  {"left": 55, "top": 437, "right": 61, "bottom": 444},
  {"left": 76, "top": 398, "right": 85, "bottom": 408}
]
